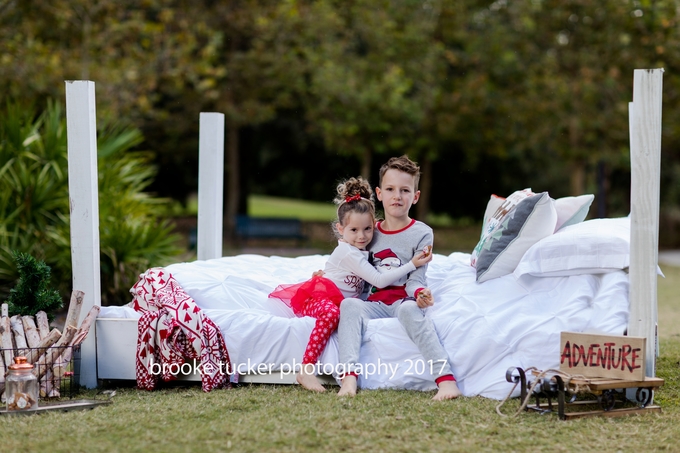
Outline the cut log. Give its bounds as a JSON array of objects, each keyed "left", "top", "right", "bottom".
[
  {"left": 26, "top": 328, "right": 62, "bottom": 365},
  {"left": 0, "top": 322, "right": 6, "bottom": 386},
  {"left": 10, "top": 315, "right": 28, "bottom": 354},
  {"left": 0, "top": 322, "right": 5, "bottom": 356},
  {"left": 71, "top": 305, "right": 100, "bottom": 346},
  {"left": 22, "top": 316, "right": 41, "bottom": 348},
  {"left": 64, "top": 290, "right": 85, "bottom": 330},
  {"left": 33, "top": 326, "right": 76, "bottom": 380},
  {"left": 40, "top": 369, "right": 52, "bottom": 398},
  {"left": 0, "top": 352, "right": 4, "bottom": 395},
  {"left": 40, "top": 368, "right": 59, "bottom": 398},
  {"left": 53, "top": 305, "right": 101, "bottom": 380},
  {"left": 53, "top": 344, "right": 77, "bottom": 380},
  {"left": 1, "top": 303, "right": 7, "bottom": 317},
  {"left": 52, "top": 351, "right": 71, "bottom": 380},
  {"left": 0, "top": 316, "right": 14, "bottom": 366},
  {"left": 35, "top": 311, "right": 50, "bottom": 340}
]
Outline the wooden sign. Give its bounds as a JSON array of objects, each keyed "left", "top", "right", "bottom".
[{"left": 559, "top": 332, "right": 646, "bottom": 381}]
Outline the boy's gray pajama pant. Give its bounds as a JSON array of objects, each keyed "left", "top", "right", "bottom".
[{"left": 337, "top": 297, "right": 453, "bottom": 379}]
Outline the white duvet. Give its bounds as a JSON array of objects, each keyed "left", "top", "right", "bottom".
[{"left": 101, "top": 251, "right": 629, "bottom": 400}]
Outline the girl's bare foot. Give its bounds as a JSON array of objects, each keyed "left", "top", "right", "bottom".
[
  {"left": 432, "top": 380, "right": 462, "bottom": 401},
  {"left": 296, "top": 365, "right": 325, "bottom": 392},
  {"left": 337, "top": 375, "right": 357, "bottom": 397}
]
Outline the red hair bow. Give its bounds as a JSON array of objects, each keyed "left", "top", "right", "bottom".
[{"left": 345, "top": 193, "right": 362, "bottom": 203}]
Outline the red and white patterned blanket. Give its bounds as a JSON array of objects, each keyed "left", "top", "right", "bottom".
[{"left": 131, "top": 267, "right": 232, "bottom": 392}]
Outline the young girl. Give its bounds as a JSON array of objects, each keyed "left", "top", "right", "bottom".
[{"left": 268, "top": 177, "right": 432, "bottom": 392}]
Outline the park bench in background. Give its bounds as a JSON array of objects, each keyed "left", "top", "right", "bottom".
[{"left": 235, "top": 215, "right": 308, "bottom": 244}]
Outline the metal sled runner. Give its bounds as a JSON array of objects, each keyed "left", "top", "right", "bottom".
[{"left": 506, "top": 367, "right": 665, "bottom": 420}]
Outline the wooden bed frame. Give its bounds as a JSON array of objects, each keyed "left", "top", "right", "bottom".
[{"left": 64, "top": 69, "right": 663, "bottom": 389}]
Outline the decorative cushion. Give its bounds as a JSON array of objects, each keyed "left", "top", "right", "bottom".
[
  {"left": 476, "top": 192, "right": 557, "bottom": 283},
  {"left": 554, "top": 194, "right": 595, "bottom": 232},
  {"left": 472, "top": 188, "right": 534, "bottom": 267},
  {"left": 481, "top": 194, "right": 505, "bottom": 237},
  {"left": 513, "top": 217, "right": 630, "bottom": 278}
]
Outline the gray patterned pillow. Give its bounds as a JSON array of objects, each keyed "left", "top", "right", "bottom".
[{"left": 476, "top": 192, "right": 557, "bottom": 283}]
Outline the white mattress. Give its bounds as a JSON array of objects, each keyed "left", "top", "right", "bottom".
[{"left": 100, "top": 251, "right": 629, "bottom": 399}]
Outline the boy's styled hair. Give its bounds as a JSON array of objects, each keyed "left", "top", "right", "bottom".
[{"left": 378, "top": 155, "right": 421, "bottom": 191}]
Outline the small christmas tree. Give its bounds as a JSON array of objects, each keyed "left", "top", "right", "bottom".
[{"left": 6, "top": 251, "right": 63, "bottom": 319}]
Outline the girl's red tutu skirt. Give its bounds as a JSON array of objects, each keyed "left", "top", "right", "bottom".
[{"left": 268, "top": 275, "right": 344, "bottom": 316}]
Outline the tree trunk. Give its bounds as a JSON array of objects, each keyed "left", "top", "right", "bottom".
[
  {"left": 596, "top": 160, "right": 610, "bottom": 218},
  {"left": 360, "top": 148, "right": 372, "bottom": 182},
  {"left": 225, "top": 119, "right": 240, "bottom": 238},
  {"left": 416, "top": 154, "right": 432, "bottom": 221},
  {"left": 569, "top": 160, "right": 586, "bottom": 196},
  {"left": 568, "top": 115, "right": 586, "bottom": 196}
]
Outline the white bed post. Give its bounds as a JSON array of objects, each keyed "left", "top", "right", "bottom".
[
  {"left": 627, "top": 68, "right": 663, "bottom": 379},
  {"left": 65, "top": 81, "right": 101, "bottom": 388},
  {"left": 197, "top": 112, "right": 225, "bottom": 260}
]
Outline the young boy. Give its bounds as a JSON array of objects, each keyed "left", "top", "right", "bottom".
[{"left": 336, "top": 155, "right": 461, "bottom": 400}]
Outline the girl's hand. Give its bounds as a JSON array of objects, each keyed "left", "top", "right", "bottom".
[{"left": 411, "top": 246, "right": 433, "bottom": 268}]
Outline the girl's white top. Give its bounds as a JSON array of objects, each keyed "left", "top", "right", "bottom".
[{"left": 323, "top": 240, "right": 416, "bottom": 299}]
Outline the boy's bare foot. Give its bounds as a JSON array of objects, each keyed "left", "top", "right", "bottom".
[
  {"left": 296, "top": 366, "right": 325, "bottom": 392},
  {"left": 337, "top": 375, "right": 357, "bottom": 397},
  {"left": 432, "top": 380, "right": 462, "bottom": 401}
]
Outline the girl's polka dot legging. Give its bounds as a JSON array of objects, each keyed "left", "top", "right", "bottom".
[{"left": 300, "top": 298, "right": 340, "bottom": 365}]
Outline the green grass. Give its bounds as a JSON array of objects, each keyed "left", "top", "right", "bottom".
[
  {"left": 658, "top": 264, "right": 680, "bottom": 340},
  {"left": 182, "top": 194, "right": 478, "bottom": 228},
  {"left": 2, "top": 267, "right": 678, "bottom": 452},
  {"left": 1, "top": 359, "right": 678, "bottom": 453},
  {"left": 248, "top": 195, "right": 338, "bottom": 221},
  {"left": 173, "top": 195, "right": 338, "bottom": 221}
]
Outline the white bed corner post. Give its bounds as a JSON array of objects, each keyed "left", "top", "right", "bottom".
[
  {"left": 65, "top": 81, "right": 101, "bottom": 388},
  {"left": 628, "top": 68, "right": 663, "bottom": 380},
  {"left": 197, "top": 112, "right": 225, "bottom": 260}
]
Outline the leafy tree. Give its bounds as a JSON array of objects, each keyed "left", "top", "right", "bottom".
[
  {"left": 468, "top": 0, "right": 680, "bottom": 214},
  {"left": 293, "top": 0, "right": 429, "bottom": 179},
  {"left": 2, "top": 0, "right": 680, "bottom": 225},
  {"left": 0, "top": 100, "right": 182, "bottom": 305}
]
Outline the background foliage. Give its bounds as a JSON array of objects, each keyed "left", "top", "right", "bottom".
[
  {"left": 0, "top": 101, "right": 182, "bottom": 306},
  {"left": 1, "top": 0, "right": 680, "bottom": 303},
  {"left": 2, "top": 0, "right": 679, "bottom": 221}
]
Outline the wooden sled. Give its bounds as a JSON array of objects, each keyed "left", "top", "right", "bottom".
[{"left": 506, "top": 367, "right": 665, "bottom": 420}]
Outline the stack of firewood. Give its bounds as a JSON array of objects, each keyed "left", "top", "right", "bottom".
[{"left": 0, "top": 290, "right": 99, "bottom": 401}]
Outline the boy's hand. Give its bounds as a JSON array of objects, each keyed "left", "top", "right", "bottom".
[
  {"left": 416, "top": 288, "right": 434, "bottom": 308},
  {"left": 312, "top": 270, "right": 325, "bottom": 277}
]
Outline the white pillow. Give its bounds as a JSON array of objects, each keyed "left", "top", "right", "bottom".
[
  {"left": 554, "top": 194, "right": 594, "bottom": 232},
  {"left": 513, "top": 217, "right": 630, "bottom": 278},
  {"left": 476, "top": 192, "right": 557, "bottom": 283}
]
